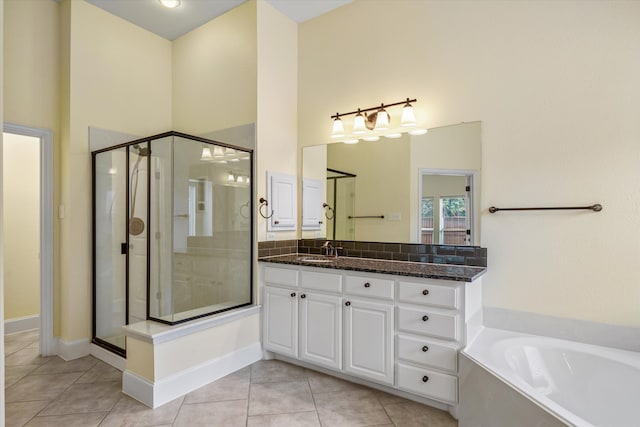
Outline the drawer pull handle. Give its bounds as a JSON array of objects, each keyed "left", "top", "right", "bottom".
[
  {"left": 422, "top": 315, "right": 429, "bottom": 322},
  {"left": 422, "top": 376, "right": 429, "bottom": 383},
  {"left": 345, "top": 301, "right": 351, "bottom": 307},
  {"left": 364, "top": 282, "right": 371, "bottom": 288},
  {"left": 290, "top": 292, "right": 296, "bottom": 297},
  {"left": 422, "top": 345, "right": 429, "bottom": 352},
  {"left": 300, "top": 294, "right": 306, "bottom": 299},
  {"left": 422, "top": 289, "right": 429, "bottom": 296}
]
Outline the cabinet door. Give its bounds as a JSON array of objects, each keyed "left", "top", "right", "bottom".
[
  {"left": 263, "top": 286, "right": 298, "bottom": 357},
  {"left": 344, "top": 297, "right": 394, "bottom": 385},
  {"left": 302, "top": 178, "right": 323, "bottom": 230},
  {"left": 267, "top": 171, "right": 297, "bottom": 230},
  {"left": 299, "top": 292, "right": 342, "bottom": 370}
]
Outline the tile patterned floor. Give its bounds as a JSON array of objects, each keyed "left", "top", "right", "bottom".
[{"left": 5, "top": 330, "right": 457, "bottom": 426}]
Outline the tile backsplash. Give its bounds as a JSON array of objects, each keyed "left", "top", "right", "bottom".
[{"left": 258, "top": 239, "right": 487, "bottom": 267}]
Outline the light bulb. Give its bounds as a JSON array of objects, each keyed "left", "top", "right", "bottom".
[
  {"left": 352, "top": 111, "right": 366, "bottom": 135},
  {"left": 159, "top": 0, "right": 181, "bottom": 8},
  {"left": 227, "top": 173, "right": 235, "bottom": 182},
  {"left": 331, "top": 116, "right": 345, "bottom": 138},
  {"left": 236, "top": 176, "right": 244, "bottom": 183},
  {"left": 385, "top": 133, "right": 402, "bottom": 139},
  {"left": 374, "top": 108, "right": 389, "bottom": 131},
  {"left": 344, "top": 138, "right": 359, "bottom": 145},
  {"left": 245, "top": 176, "right": 250, "bottom": 184},
  {"left": 409, "top": 128, "right": 428, "bottom": 135},
  {"left": 213, "top": 146, "right": 225, "bottom": 157},
  {"left": 400, "top": 100, "right": 417, "bottom": 127},
  {"left": 362, "top": 135, "right": 380, "bottom": 142}
]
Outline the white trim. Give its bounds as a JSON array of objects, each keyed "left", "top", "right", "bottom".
[
  {"left": 123, "top": 341, "right": 262, "bottom": 408},
  {"left": 57, "top": 337, "right": 90, "bottom": 361},
  {"left": 3, "top": 123, "right": 55, "bottom": 356},
  {"left": 90, "top": 343, "right": 126, "bottom": 371},
  {"left": 122, "top": 305, "right": 261, "bottom": 345},
  {"left": 4, "top": 315, "right": 40, "bottom": 335}
]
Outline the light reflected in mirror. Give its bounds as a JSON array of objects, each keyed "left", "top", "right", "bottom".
[{"left": 301, "top": 122, "right": 481, "bottom": 245}]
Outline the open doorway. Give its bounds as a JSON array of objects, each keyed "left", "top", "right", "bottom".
[{"left": 2, "top": 124, "right": 54, "bottom": 357}]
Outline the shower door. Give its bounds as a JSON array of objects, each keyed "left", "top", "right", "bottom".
[
  {"left": 93, "top": 142, "right": 151, "bottom": 356},
  {"left": 93, "top": 147, "right": 127, "bottom": 355}
]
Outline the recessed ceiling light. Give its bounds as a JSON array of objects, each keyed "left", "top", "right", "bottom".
[{"left": 159, "top": 0, "right": 181, "bottom": 9}]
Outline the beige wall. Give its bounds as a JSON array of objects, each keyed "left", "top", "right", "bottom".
[
  {"left": 59, "top": 0, "right": 172, "bottom": 341},
  {"left": 299, "top": 1, "right": 640, "bottom": 327},
  {"left": 3, "top": 133, "right": 40, "bottom": 320},
  {"left": 256, "top": 0, "right": 298, "bottom": 242},
  {"left": 172, "top": 1, "right": 257, "bottom": 135},
  {"left": 3, "top": 0, "right": 60, "bottom": 334}
]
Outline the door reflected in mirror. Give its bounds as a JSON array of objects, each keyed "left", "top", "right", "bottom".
[{"left": 301, "top": 122, "right": 481, "bottom": 245}]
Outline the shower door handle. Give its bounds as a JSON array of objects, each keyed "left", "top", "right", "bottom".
[{"left": 121, "top": 242, "right": 128, "bottom": 255}]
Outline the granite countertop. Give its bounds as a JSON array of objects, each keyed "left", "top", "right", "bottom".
[{"left": 259, "top": 253, "right": 486, "bottom": 282}]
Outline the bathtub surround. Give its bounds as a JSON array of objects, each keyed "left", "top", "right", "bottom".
[
  {"left": 259, "top": 239, "right": 488, "bottom": 267},
  {"left": 458, "top": 352, "right": 566, "bottom": 427},
  {"left": 484, "top": 307, "right": 640, "bottom": 353}
]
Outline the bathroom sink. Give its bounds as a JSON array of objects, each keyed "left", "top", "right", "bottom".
[{"left": 296, "top": 256, "right": 337, "bottom": 264}]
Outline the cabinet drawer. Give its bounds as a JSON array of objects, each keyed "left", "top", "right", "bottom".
[
  {"left": 173, "top": 256, "right": 192, "bottom": 274},
  {"left": 345, "top": 275, "right": 394, "bottom": 300},
  {"left": 398, "top": 306, "right": 458, "bottom": 341},
  {"left": 397, "top": 363, "right": 457, "bottom": 404},
  {"left": 300, "top": 270, "right": 342, "bottom": 293},
  {"left": 398, "top": 281, "right": 458, "bottom": 309},
  {"left": 397, "top": 335, "right": 458, "bottom": 373},
  {"left": 264, "top": 266, "right": 298, "bottom": 287}
]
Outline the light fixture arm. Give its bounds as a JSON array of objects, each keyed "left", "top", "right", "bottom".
[{"left": 330, "top": 98, "right": 417, "bottom": 119}]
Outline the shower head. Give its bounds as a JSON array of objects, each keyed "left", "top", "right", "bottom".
[{"left": 132, "top": 144, "right": 150, "bottom": 157}]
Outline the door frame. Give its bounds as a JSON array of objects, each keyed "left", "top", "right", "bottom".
[
  {"left": 417, "top": 168, "right": 479, "bottom": 246},
  {"left": 3, "top": 123, "right": 55, "bottom": 356}
]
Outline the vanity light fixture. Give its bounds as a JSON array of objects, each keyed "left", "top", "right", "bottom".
[
  {"left": 400, "top": 99, "right": 417, "bottom": 127},
  {"left": 373, "top": 105, "right": 390, "bottom": 131},
  {"left": 330, "top": 97, "right": 426, "bottom": 143},
  {"left": 201, "top": 146, "right": 213, "bottom": 161},
  {"left": 331, "top": 116, "right": 345, "bottom": 138},
  {"left": 159, "top": 0, "right": 181, "bottom": 8},
  {"left": 213, "top": 146, "right": 225, "bottom": 157},
  {"left": 352, "top": 110, "right": 366, "bottom": 135}
]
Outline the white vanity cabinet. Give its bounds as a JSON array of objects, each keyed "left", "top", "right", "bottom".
[
  {"left": 260, "top": 262, "right": 482, "bottom": 412},
  {"left": 343, "top": 297, "right": 394, "bottom": 385}
]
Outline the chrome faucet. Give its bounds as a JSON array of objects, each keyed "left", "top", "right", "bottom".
[{"left": 322, "top": 240, "right": 342, "bottom": 257}]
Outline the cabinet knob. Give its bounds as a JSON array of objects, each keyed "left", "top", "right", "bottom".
[
  {"left": 364, "top": 282, "right": 371, "bottom": 288},
  {"left": 422, "top": 376, "right": 429, "bottom": 383},
  {"left": 422, "top": 289, "right": 429, "bottom": 296},
  {"left": 274, "top": 220, "right": 280, "bottom": 225},
  {"left": 345, "top": 301, "right": 351, "bottom": 307},
  {"left": 422, "top": 315, "right": 429, "bottom": 322},
  {"left": 422, "top": 345, "right": 429, "bottom": 352},
  {"left": 319, "top": 220, "right": 323, "bottom": 224},
  {"left": 300, "top": 294, "right": 306, "bottom": 299},
  {"left": 290, "top": 292, "right": 296, "bottom": 297}
]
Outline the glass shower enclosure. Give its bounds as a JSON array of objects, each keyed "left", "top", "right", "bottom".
[{"left": 92, "top": 131, "right": 253, "bottom": 356}]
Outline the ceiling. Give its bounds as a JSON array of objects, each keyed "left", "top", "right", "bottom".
[{"left": 85, "top": 0, "right": 352, "bottom": 41}]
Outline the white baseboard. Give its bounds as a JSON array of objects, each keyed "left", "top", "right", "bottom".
[
  {"left": 57, "top": 337, "right": 90, "bottom": 361},
  {"left": 123, "top": 341, "right": 262, "bottom": 408},
  {"left": 4, "top": 315, "right": 40, "bottom": 335},
  {"left": 90, "top": 343, "right": 125, "bottom": 371}
]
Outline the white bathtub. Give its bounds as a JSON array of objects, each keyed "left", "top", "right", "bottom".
[{"left": 462, "top": 327, "right": 640, "bottom": 427}]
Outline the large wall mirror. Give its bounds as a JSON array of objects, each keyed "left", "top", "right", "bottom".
[{"left": 301, "top": 121, "right": 481, "bottom": 245}]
